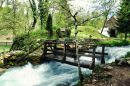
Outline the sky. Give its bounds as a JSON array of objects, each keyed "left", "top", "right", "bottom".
[{"left": 3, "top": 0, "right": 121, "bottom": 19}]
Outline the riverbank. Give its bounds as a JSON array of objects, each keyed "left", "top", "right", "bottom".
[
  {"left": 0, "top": 68, "right": 7, "bottom": 76},
  {"left": 83, "top": 66, "right": 130, "bottom": 86}
]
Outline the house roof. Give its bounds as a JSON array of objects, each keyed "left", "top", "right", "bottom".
[{"left": 106, "top": 16, "right": 118, "bottom": 29}]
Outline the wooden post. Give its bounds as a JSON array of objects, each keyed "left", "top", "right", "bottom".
[
  {"left": 89, "top": 45, "right": 96, "bottom": 69},
  {"left": 54, "top": 40, "right": 57, "bottom": 56},
  {"left": 62, "top": 43, "right": 66, "bottom": 62},
  {"left": 74, "top": 43, "right": 76, "bottom": 60},
  {"left": 6, "top": 42, "right": 7, "bottom": 46},
  {"left": 42, "top": 42, "right": 47, "bottom": 61},
  {"left": 101, "top": 44, "right": 105, "bottom": 64}
]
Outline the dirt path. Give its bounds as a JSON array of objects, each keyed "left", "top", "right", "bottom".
[
  {"left": 108, "top": 66, "right": 130, "bottom": 86},
  {"left": 86, "top": 66, "right": 130, "bottom": 86}
]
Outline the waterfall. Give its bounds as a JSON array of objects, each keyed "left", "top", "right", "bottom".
[{"left": 0, "top": 45, "right": 130, "bottom": 86}]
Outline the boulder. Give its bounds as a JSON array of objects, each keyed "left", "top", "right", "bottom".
[
  {"left": 84, "top": 84, "right": 95, "bottom": 86},
  {"left": 117, "top": 58, "right": 127, "bottom": 66},
  {"left": 104, "top": 71, "right": 112, "bottom": 78},
  {"left": 127, "top": 61, "right": 130, "bottom": 66},
  {"left": 115, "top": 58, "right": 120, "bottom": 64},
  {"left": 103, "top": 65, "right": 113, "bottom": 70},
  {"left": 125, "top": 57, "right": 130, "bottom": 61}
]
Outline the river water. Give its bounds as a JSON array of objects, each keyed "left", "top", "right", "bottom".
[{"left": 0, "top": 45, "right": 130, "bottom": 86}]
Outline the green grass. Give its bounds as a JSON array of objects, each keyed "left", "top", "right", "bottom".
[
  {"left": 0, "top": 46, "right": 11, "bottom": 53},
  {"left": 92, "top": 39, "right": 130, "bottom": 47},
  {"left": 70, "top": 26, "right": 106, "bottom": 38}
]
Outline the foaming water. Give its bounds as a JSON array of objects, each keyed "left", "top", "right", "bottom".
[
  {"left": 80, "top": 45, "right": 130, "bottom": 63},
  {"left": 1, "top": 45, "right": 130, "bottom": 86},
  {"left": 0, "top": 62, "right": 92, "bottom": 86}
]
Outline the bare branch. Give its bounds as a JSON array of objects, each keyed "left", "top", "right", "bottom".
[
  {"left": 77, "top": 12, "right": 104, "bottom": 26},
  {"left": 54, "top": 1, "right": 73, "bottom": 17}
]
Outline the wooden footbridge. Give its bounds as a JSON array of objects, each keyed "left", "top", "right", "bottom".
[{"left": 40, "top": 40, "right": 108, "bottom": 69}]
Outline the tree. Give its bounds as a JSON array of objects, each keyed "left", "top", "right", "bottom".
[
  {"left": 95, "top": 0, "right": 117, "bottom": 33},
  {"left": 116, "top": 0, "right": 130, "bottom": 39},
  {"left": 46, "top": 14, "right": 53, "bottom": 37},
  {"left": 0, "top": 0, "right": 5, "bottom": 9},
  {"left": 38, "top": 0, "right": 49, "bottom": 30},
  {"left": 29, "top": 0, "right": 37, "bottom": 30},
  {"left": 55, "top": 0, "right": 103, "bottom": 85}
]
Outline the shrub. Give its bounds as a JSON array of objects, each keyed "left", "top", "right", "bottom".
[
  {"left": 56, "top": 28, "right": 62, "bottom": 38},
  {"left": 46, "top": 14, "right": 53, "bottom": 37},
  {"left": 64, "top": 29, "right": 71, "bottom": 37}
]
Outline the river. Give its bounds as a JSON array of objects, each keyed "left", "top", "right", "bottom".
[{"left": 0, "top": 45, "right": 130, "bottom": 86}]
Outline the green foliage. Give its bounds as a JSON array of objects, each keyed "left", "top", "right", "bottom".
[
  {"left": 46, "top": 14, "right": 53, "bottom": 37},
  {"left": 9, "top": 61, "right": 13, "bottom": 66},
  {"left": 116, "top": 0, "right": 130, "bottom": 39},
  {"left": 120, "top": 52, "right": 130, "bottom": 59},
  {"left": 94, "top": 65, "right": 104, "bottom": 73},
  {"left": 70, "top": 26, "right": 106, "bottom": 38},
  {"left": 93, "top": 39, "right": 130, "bottom": 47},
  {"left": 107, "top": 62, "right": 117, "bottom": 66},
  {"left": 0, "top": 46, "right": 11, "bottom": 53},
  {"left": 56, "top": 28, "right": 63, "bottom": 38},
  {"left": 64, "top": 29, "right": 71, "bottom": 37},
  {"left": 77, "top": 81, "right": 82, "bottom": 86},
  {"left": 14, "top": 52, "right": 25, "bottom": 57},
  {"left": 0, "top": 61, "right": 3, "bottom": 66}
]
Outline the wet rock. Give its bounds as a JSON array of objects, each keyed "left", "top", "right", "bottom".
[
  {"left": 127, "top": 61, "right": 130, "bottom": 66},
  {"left": 103, "top": 65, "right": 113, "bottom": 70},
  {"left": 125, "top": 57, "right": 130, "bottom": 61},
  {"left": 84, "top": 84, "right": 95, "bottom": 86},
  {"left": 115, "top": 58, "right": 120, "bottom": 64},
  {"left": 117, "top": 58, "right": 127, "bottom": 66},
  {"left": 104, "top": 71, "right": 112, "bottom": 78},
  {"left": 92, "top": 79, "right": 98, "bottom": 84},
  {"left": 0, "top": 68, "right": 7, "bottom": 76}
]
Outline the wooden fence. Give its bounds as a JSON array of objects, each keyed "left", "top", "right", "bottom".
[{"left": 0, "top": 42, "right": 13, "bottom": 46}]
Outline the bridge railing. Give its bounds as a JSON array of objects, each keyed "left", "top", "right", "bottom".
[{"left": 42, "top": 40, "right": 108, "bottom": 69}]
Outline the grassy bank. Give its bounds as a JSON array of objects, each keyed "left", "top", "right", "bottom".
[
  {"left": 0, "top": 46, "right": 11, "bottom": 53},
  {"left": 92, "top": 39, "right": 130, "bottom": 47},
  {"left": 70, "top": 26, "right": 106, "bottom": 38}
]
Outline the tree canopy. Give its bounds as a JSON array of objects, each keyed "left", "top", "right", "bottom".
[{"left": 116, "top": 0, "right": 130, "bottom": 39}]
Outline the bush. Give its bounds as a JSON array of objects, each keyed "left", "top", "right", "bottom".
[
  {"left": 56, "top": 29, "right": 62, "bottom": 38},
  {"left": 46, "top": 14, "right": 53, "bottom": 37},
  {"left": 93, "top": 39, "right": 130, "bottom": 47},
  {"left": 64, "top": 29, "right": 71, "bottom": 37}
]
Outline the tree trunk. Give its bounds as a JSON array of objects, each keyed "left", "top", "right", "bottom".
[
  {"left": 125, "top": 28, "right": 127, "bottom": 40},
  {"left": 13, "top": 0, "right": 16, "bottom": 39},
  {"left": 29, "top": 0, "right": 37, "bottom": 30},
  {"left": 39, "top": 0, "right": 44, "bottom": 30},
  {"left": 74, "top": 18, "right": 84, "bottom": 85},
  {"left": 101, "top": 15, "right": 107, "bottom": 33}
]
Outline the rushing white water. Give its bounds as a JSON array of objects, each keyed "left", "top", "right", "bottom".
[
  {"left": 80, "top": 45, "right": 130, "bottom": 63},
  {"left": 0, "top": 62, "right": 92, "bottom": 86},
  {"left": 0, "top": 45, "right": 130, "bottom": 86}
]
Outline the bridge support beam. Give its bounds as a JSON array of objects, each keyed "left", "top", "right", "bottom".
[
  {"left": 62, "top": 44, "right": 66, "bottom": 62},
  {"left": 101, "top": 44, "right": 105, "bottom": 64},
  {"left": 89, "top": 45, "right": 96, "bottom": 69}
]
